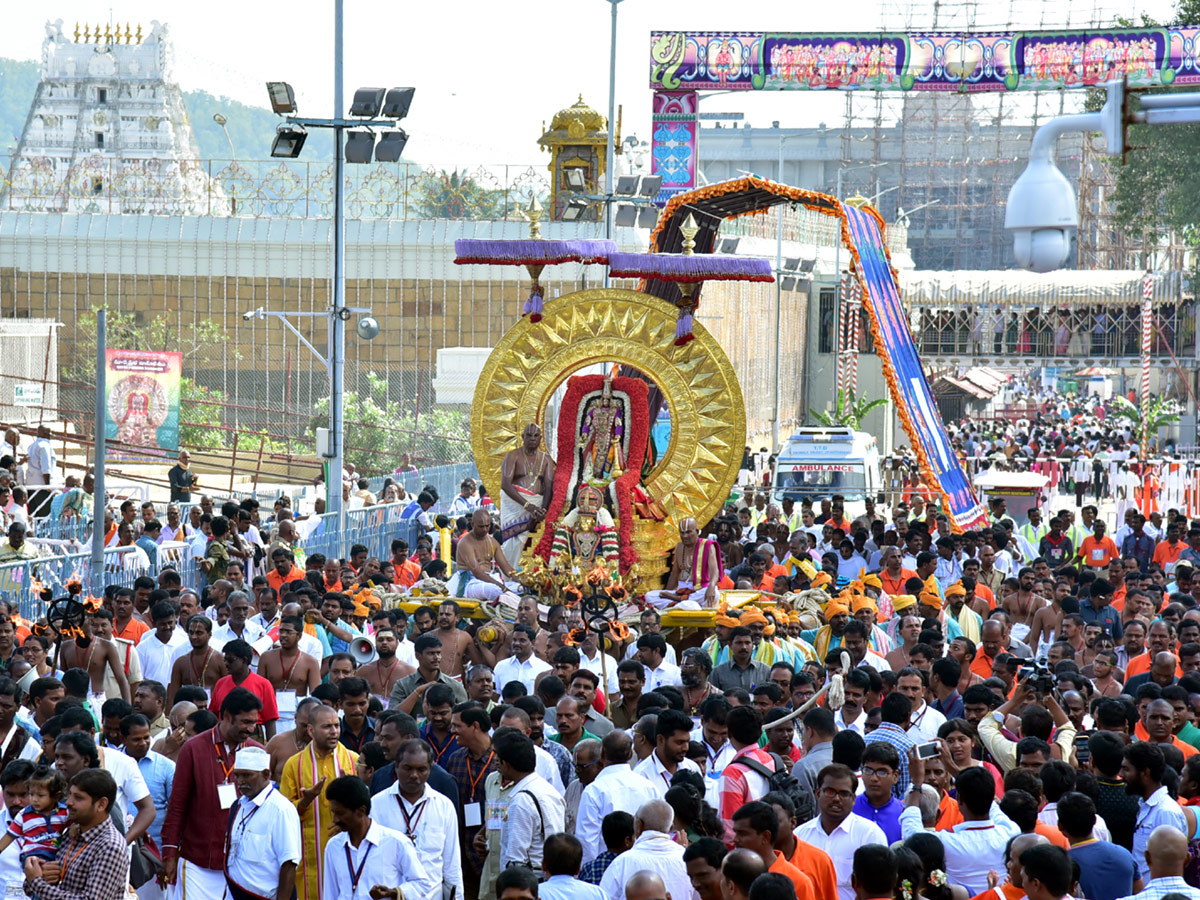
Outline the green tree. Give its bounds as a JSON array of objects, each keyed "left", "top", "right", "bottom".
[
  {"left": 413, "top": 169, "right": 513, "bottom": 219},
  {"left": 809, "top": 389, "right": 888, "bottom": 430},
  {"left": 1107, "top": 0, "right": 1200, "bottom": 284},
  {"left": 180, "top": 378, "right": 227, "bottom": 450},
  {"left": 1109, "top": 394, "right": 1180, "bottom": 453}
]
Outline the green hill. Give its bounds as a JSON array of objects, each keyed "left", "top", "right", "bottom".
[{"left": 0, "top": 56, "right": 340, "bottom": 161}]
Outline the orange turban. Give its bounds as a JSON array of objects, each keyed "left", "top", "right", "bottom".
[
  {"left": 812, "top": 572, "right": 832, "bottom": 589},
  {"left": 945, "top": 582, "right": 967, "bottom": 599},
  {"left": 919, "top": 589, "right": 944, "bottom": 611},
  {"left": 860, "top": 572, "right": 883, "bottom": 591},
  {"left": 715, "top": 614, "right": 740, "bottom": 628},
  {"left": 740, "top": 608, "right": 769, "bottom": 626},
  {"left": 763, "top": 624, "right": 777, "bottom": 637},
  {"left": 824, "top": 600, "right": 851, "bottom": 619},
  {"left": 852, "top": 595, "right": 878, "bottom": 615}
]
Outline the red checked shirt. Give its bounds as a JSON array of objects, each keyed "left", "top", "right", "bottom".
[{"left": 718, "top": 745, "right": 775, "bottom": 822}]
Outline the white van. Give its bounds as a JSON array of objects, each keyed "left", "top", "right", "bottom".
[{"left": 771, "top": 427, "right": 882, "bottom": 517}]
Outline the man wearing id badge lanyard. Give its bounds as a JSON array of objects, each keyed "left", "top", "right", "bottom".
[
  {"left": 446, "top": 703, "right": 496, "bottom": 897},
  {"left": 160, "top": 687, "right": 264, "bottom": 899},
  {"left": 225, "top": 746, "right": 301, "bottom": 900},
  {"left": 372, "top": 739, "right": 462, "bottom": 900},
  {"left": 281, "top": 704, "right": 358, "bottom": 900},
  {"left": 258, "top": 616, "right": 321, "bottom": 734},
  {"left": 321, "top": 775, "right": 430, "bottom": 900}
]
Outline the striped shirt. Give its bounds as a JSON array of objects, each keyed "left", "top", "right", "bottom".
[{"left": 6, "top": 800, "right": 68, "bottom": 861}]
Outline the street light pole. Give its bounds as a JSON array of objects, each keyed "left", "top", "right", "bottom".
[
  {"left": 329, "top": 0, "right": 347, "bottom": 552},
  {"left": 603, "top": 0, "right": 622, "bottom": 288}
]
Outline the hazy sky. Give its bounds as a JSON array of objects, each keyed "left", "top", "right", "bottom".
[{"left": 2, "top": 0, "right": 1179, "bottom": 167}]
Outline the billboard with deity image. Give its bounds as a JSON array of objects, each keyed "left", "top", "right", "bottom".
[{"left": 104, "top": 350, "right": 182, "bottom": 453}]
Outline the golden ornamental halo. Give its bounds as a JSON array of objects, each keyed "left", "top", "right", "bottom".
[{"left": 471, "top": 288, "right": 746, "bottom": 528}]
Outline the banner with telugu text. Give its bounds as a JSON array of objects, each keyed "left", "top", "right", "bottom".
[
  {"left": 842, "top": 206, "right": 990, "bottom": 532},
  {"left": 104, "top": 349, "right": 181, "bottom": 453}
]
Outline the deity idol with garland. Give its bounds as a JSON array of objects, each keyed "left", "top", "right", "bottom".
[{"left": 548, "top": 483, "right": 619, "bottom": 573}]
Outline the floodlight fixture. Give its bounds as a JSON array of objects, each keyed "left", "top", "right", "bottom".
[
  {"left": 717, "top": 237, "right": 740, "bottom": 254},
  {"left": 639, "top": 175, "right": 663, "bottom": 197},
  {"left": 562, "top": 199, "right": 590, "bottom": 222},
  {"left": 564, "top": 168, "right": 587, "bottom": 191},
  {"left": 615, "top": 204, "right": 638, "bottom": 228},
  {"left": 345, "top": 130, "right": 377, "bottom": 164},
  {"left": 637, "top": 207, "right": 659, "bottom": 229},
  {"left": 270, "top": 125, "right": 307, "bottom": 159},
  {"left": 266, "top": 82, "right": 297, "bottom": 115},
  {"left": 374, "top": 130, "right": 409, "bottom": 162},
  {"left": 349, "top": 87, "right": 386, "bottom": 118},
  {"left": 781, "top": 276, "right": 799, "bottom": 292},
  {"left": 381, "top": 87, "right": 415, "bottom": 119},
  {"left": 798, "top": 259, "right": 816, "bottom": 273},
  {"left": 615, "top": 175, "right": 639, "bottom": 196}
]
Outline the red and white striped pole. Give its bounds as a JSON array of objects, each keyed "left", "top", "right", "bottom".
[
  {"left": 1140, "top": 272, "right": 1154, "bottom": 451},
  {"left": 849, "top": 280, "right": 860, "bottom": 398}
]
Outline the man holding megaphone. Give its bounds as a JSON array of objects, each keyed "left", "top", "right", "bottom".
[{"left": 356, "top": 627, "right": 415, "bottom": 708}]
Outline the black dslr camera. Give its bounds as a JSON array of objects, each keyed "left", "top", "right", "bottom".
[{"left": 1018, "top": 662, "right": 1055, "bottom": 696}]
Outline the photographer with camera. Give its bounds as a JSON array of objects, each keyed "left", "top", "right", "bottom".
[{"left": 976, "top": 671, "right": 1077, "bottom": 772}]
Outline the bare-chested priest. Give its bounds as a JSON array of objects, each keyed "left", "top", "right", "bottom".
[
  {"left": 499, "top": 422, "right": 555, "bottom": 567},
  {"left": 62, "top": 610, "right": 131, "bottom": 704},
  {"left": 456, "top": 509, "right": 521, "bottom": 602},
  {"left": 646, "top": 517, "right": 724, "bottom": 609}
]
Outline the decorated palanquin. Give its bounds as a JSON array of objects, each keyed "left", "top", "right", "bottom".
[{"left": 457, "top": 198, "right": 758, "bottom": 603}]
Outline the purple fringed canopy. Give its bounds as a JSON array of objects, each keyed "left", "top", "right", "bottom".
[
  {"left": 453, "top": 239, "right": 616, "bottom": 267},
  {"left": 606, "top": 251, "right": 775, "bottom": 283}
]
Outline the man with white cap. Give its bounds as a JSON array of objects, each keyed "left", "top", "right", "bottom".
[
  {"left": 224, "top": 745, "right": 302, "bottom": 900},
  {"left": 371, "top": 738, "right": 463, "bottom": 900}
]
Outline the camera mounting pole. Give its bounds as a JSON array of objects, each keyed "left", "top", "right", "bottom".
[{"left": 1006, "top": 80, "right": 1200, "bottom": 272}]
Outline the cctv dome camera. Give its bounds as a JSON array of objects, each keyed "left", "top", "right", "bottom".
[
  {"left": 1005, "top": 153, "right": 1078, "bottom": 273},
  {"left": 356, "top": 316, "right": 380, "bottom": 341}
]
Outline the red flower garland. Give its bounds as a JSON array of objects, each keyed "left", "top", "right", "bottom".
[{"left": 532, "top": 374, "right": 648, "bottom": 575}]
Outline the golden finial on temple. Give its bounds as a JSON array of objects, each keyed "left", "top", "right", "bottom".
[
  {"left": 135, "top": 24, "right": 142, "bottom": 43},
  {"left": 82, "top": 24, "right": 90, "bottom": 42},
  {"left": 94, "top": 24, "right": 101, "bottom": 44},
  {"left": 125, "top": 24, "right": 132, "bottom": 44},
  {"left": 73, "top": 22, "right": 80, "bottom": 42},
  {"left": 104, "top": 23, "right": 112, "bottom": 44},
  {"left": 525, "top": 194, "right": 543, "bottom": 240}
]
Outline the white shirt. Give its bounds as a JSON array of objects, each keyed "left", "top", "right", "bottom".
[
  {"left": 856, "top": 649, "right": 890, "bottom": 672},
  {"left": 899, "top": 804, "right": 1018, "bottom": 896},
  {"left": 906, "top": 701, "right": 947, "bottom": 744},
  {"left": 581, "top": 648, "right": 621, "bottom": 695},
  {"left": 633, "top": 750, "right": 704, "bottom": 798},
  {"left": 576, "top": 764, "right": 660, "bottom": 864},
  {"left": 534, "top": 744, "right": 566, "bottom": 793},
  {"left": 212, "top": 619, "right": 267, "bottom": 650},
  {"left": 322, "top": 821, "right": 431, "bottom": 900},
  {"left": 394, "top": 638, "right": 418, "bottom": 667},
  {"left": 540, "top": 874, "right": 607, "bottom": 900},
  {"left": 1117, "top": 876, "right": 1200, "bottom": 900},
  {"left": 298, "top": 631, "right": 324, "bottom": 661},
  {"left": 0, "top": 807, "right": 22, "bottom": 894},
  {"left": 136, "top": 629, "right": 190, "bottom": 687},
  {"left": 226, "top": 784, "right": 302, "bottom": 898},
  {"left": 598, "top": 831, "right": 694, "bottom": 900},
  {"left": 371, "top": 782, "right": 462, "bottom": 900},
  {"left": 500, "top": 773, "right": 566, "bottom": 871},
  {"left": 99, "top": 745, "right": 151, "bottom": 821},
  {"left": 492, "top": 654, "right": 552, "bottom": 694},
  {"left": 835, "top": 708, "right": 867, "bottom": 734},
  {"left": 796, "top": 813, "right": 889, "bottom": 900},
  {"left": 25, "top": 437, "right": 54, "bottom": 483},
  {"left": 642, "top": 660, "right": 682, "bottom": 690}
]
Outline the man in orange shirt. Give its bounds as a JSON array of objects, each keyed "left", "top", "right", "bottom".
[
  {"left": 1078, "top": 521, "right": 1119, "bottom": 569},
  {"left": 1124, "top": 622, "right": 1179, "bottom": 678},
  {"left": 880, "top": 547, "right": 918, "bottom": 598},
  {"left": 390, "top": 538, "right": 422, "bottom": 589},
  {"left": 1136, "top": 698, "right": 1198, "bottom": 760},
  {"left": 973, "top": 619, "right": 1006, "bottom": 680},
  {"left": 111, "top": 587, "right": 150, "bottom": 644},
  {"left": 265, "top": 547, "right": 305, "bottom": 594},
  {"left": 730, "top": 804, "right": 817, "bottom": 900},
  {"left": 1153, "top": 521, "right": 1185, "bottom": 575},
  {"left": 767, "top": 794, "right": 840, "bottom": 900}
]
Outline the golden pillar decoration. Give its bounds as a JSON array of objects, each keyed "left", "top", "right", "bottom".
[
  {"left": 73, "top": 22, "right": 80, "bottom": 42},
  {"left": 82, "top": 24, "right": 90, "bottom": 43},
  {"left": 136, "top": 24, "right": 143, "bottom": 43}
]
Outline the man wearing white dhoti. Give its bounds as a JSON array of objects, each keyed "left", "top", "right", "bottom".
[{"left": 499, "top": 423, "right": 555, "bottom": 568}]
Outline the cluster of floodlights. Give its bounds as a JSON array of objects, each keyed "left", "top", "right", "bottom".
[
  {"left": 266, "top": 82, "right": 415, "bottom": 163},
  {"left": 715, "top": 237, "right": 815, "bottom": 291},
  {"left": 561, "top": 172, "right": 664, "bottom": 226}
]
